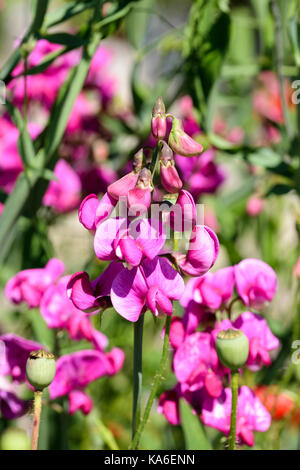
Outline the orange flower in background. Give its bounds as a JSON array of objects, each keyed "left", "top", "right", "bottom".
[{"left": 254, "top": 385, "right": 295, "bottom": 420}]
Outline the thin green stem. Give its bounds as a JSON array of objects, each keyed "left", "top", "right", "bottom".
[
  {"left": 129, "top": 315, "right": 171, "bottom": 450},
  {"left": 95, "top": 417, "right": 119, "bottom": 450},
  {"left": 271, "top": 0, "right": 292, "bottom": 139},
  {"left": 132, "top": 314, "right": 144, "bottom": 439},
  {"left": 229, "top": 371, "right": 239, "bottom": 450},
  {"left": 31, "top": 390, "right": 43, "bottom": 450}
]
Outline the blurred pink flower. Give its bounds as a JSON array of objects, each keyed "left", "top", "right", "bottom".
[
  {"left": 49, "top": 348, "right": 124, "bottom": 415},
  {"left": 111, "top": 257, "right": 184, "bottom": 322},
  {"left": 173, "top": 331, "right": 223, "bottom": 398},
  {"left": 0, "top": 334, "right": 42, "bottom": 383},
  {"left": 175, "top": 149, "right": 225, "bottom": 200},
  {"left": 9, "top": 40, "right": 79, "bottom": 109},
  {"left": 234, "top": 258, "right": 277, "bottom": 310},
  {"left": 0, "top": 376, "right": 29, "bottom": 419},
  {"left": 158, "top": 386, "right": 181, "bottom": 426},
  {"left": 202, "top": 386, "right": 271, "bottom": 446},
  {"left": 234, "top": 312, "right": 279, "bottom": 371},
  {"left": 5, "top": 258, "right": 64, "bottom": 308},
  {"left": 41, "top": 275, "right": 108, "bottom": 350},
  {"left": 43, "top": 159, "right": 81, "bottom": 213},
  {"left": 246, "top": 196, "right": 264, "bottom": 217},
  {"left": 0, "top": 118, "right": 41, "bottom": 193}
]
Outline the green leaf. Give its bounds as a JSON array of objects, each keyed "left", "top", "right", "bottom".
[
  {"left": 5, "top": 101, "right": 36, "bottom": 168},
  {"left": 266, "top": 183, "right": 293, "bottom": 196},
  {"left": 247, "top": 148, "right": 282, "bottom": 168},
  {"left": 45, "top": 1, "right": 96, "bottom": 28},
  {"left": 30, "top": 309, "right": 55, "bottom": 350},
  {"left": 125, "top": 0, "right": 152, "bottom": 49},
  {"left": 180, "top": 399, "right": 212, "bottom": 450},
  {"left": 40, "top": 32, "right": 88, "bottom": 47}
]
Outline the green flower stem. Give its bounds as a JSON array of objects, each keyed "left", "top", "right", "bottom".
[
  {"left": 130, "top": 315, "right": 171, "bottom": 450},
  {"left": 31, "top": 390, "right": 43, "bottom": 450},
  {"left": 95, "top": 417, "right": 119, "bottom": 451},
  {"left": 132, "top": 314, "right": 144, "bottom": 439},
  {"left": 229, "top": 371, "right": 239, "bottom": 450}
]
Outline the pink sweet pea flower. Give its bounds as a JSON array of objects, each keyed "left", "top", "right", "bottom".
[
  {"left": 94, "top": 218, "right": 166, "bottom": 267},
  {"left": 5, "top": 258, "right": 65, "bottom": 308},
  {"left": 180, "top": 267, "right": 235, "bottom": 311},
  {"left": 0, "top": 334, "right": 42, "bottom": 383},
  {"left": 9, "top": 39, "right": 79, "bottom": 109},
  {"left": 43, "top": 159, "right": 81, "bottom": 213},
  {"left": 202, "top": 386, "right": 271, "bottom": 446},
  {"left": 41, "top": 276, "right": 108, "bottom": 351},
  {"left": 78, "top": 192, "right": 117, "bottom": 231},
  {"left": 67, "top": 262, "right": 123, "bottom": 313},
  {"left": 173, "top": 332, "right": 223, "bottom": 398},
  {"left": 49, "top": 348, "right": 124, "bottom": 415},
  {"left": 234, "top": 258, "right": 277, "bottom": 310},
  {"left": 294, "top": 256, "right": 300, "bottom": 278},
  {"left": 233, "top": 312, "right": 279, "bottom": 371},
  {"left": 111, "top": 257, "right": 184, "bottom": 322},
  {"left": 175, "top": 225, "right": 219, "bottom": 277}
]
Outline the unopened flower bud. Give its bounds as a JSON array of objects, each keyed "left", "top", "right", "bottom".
[
  {"left": 216, "top": 329, "right": 249, "bottom": 371},
  {"left": 159, "top": 142, "right": 183, "bottom": 194},
  {"left": 168, "top": 118, "right": 204, "bottom": 157},
  {"left": 127, "top": 168, "right": 153, "bottom": 216},
  {"left": 151, "top": 96, "right": 167, "bottom": 140},
  {"left": 26, "top": 350, "right": 56, "bottom": 391},
  {"left": 132, "top": 148, "right": 144, "bottom": 174}
]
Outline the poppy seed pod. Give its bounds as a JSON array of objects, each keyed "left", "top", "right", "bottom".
[
  {"left": 26, "top": 350, "right": 56, "bottom": 391},
  {"left": 151, "top": 96, "right": 167, "bottom": 140},
  {"left": 216, "top": 329, "right": 249, "bottom": 371},
  {"left": 168, "top": 118, "right": 204, "bottom": 157}
]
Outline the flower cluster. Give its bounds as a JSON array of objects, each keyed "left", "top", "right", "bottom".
[
  {"left": 67, "top": 97, "right": 220, "bottom": 324},
  {"left": 158, "top": 258, "right": 279, "bottom": 447},
  {"left": 4, "top": 258, "right": 124, "bottom": 416}
]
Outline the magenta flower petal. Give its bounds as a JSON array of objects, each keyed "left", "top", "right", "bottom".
[
  {"left": 111, "top": 267, "right": 147, "bottom": 322},
  {"left": 142, "top": 257, "right": 184, "bottom": 302},
  {"left": 67, "top": 271, "right": 100, "bottom": 313},
  {"left": 108, "top": 171, "right": 139, "bottom": 200},
  {"left": 0, "top": 334, "right": 42, "bottom": 383},
  {"left": 178, "top": 225, "right": 219, "bottom": 276},
  {"left": 95, "top": 192, "right": 117, "bottom": 226},
  {"left": 49, "top": 350, "right": 114, "bottom": 399},
  {"left": 94, "top": 218, "right": 126, "bottom": 260},
  {"left": 234, "top": 258, "right": 277, "bottom": 309},
  {"left": 169, "top": 118, "right": 203, "bottom": 157},
  {"left": 78, "top": 194, "right": 99, "bottom": 231},
  {"left": 106, "top": 348, "right": 125, "bottom": 375},
  {"left": 134, "top": 219, "right": 166, "bottom": 260},
  {"left": 68, "top": 390, "right": 93, "bottom": 415},
  {"left": 158, "top": 388, "right": 181, "bottom": 426}
]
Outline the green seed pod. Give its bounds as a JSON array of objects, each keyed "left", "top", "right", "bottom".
[
  {"left": 26, "top": 350, "right": 56, "bottom": 391},
  {"left": 0, "top": 428, "right": 30, "bottom": 450},
  {"left": 216, "top": 328, "right": 249, "bottom": 371}
]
